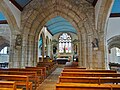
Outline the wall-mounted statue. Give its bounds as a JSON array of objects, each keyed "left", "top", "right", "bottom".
[
  {"left": 15, "top": 34, "right": 22, "bottom": 48},
  {"left": 92, "top": 38, "right": 99, "bottom": 50},
  {"left": 53, "top": 45, "right": 57, "bottom": 54}
]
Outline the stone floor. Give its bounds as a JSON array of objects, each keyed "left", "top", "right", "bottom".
[{"left": 36, "top": 65, "right": 64, "bottom": 90}]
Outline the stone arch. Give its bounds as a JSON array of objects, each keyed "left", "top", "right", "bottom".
[
  {"left": 107, "top": 35, "right": 120, "bottom": 68},
  {"left": 107, "top": 35, "right": 120, "bottom": 50},
  {"left": 0, "top": 36, "right": 10, "bottom": 51},
  {"left": 97, "top": 0, "right": 113, "bottom": 36},
  {"left": 40, "top": 32, "right": 45, "bottom": 62},
  {"left": 21, "top": 0, "right": 101, "bottom": 68},
  {"left": 0, "top": 0, "right": 19, "bottom": 33},
  {"left": 22, "top": 0, "right": 95, "bottom": 36}
]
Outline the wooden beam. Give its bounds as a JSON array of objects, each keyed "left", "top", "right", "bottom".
[
  {"left": 110, "top": 13, "right": 120, "bottom": 17},
  {"left": 9, "top": 0, "right": 23, "bottom": 11},
  {"left": 0, "top": 20, "right": 8, "bottom": 24},
  {"left": 92, "top": 0, "right": 98, "bottom": 7}
]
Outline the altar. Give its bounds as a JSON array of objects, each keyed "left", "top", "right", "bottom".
[{"left": 56, "top": 58, "right": 68, "bottom": 64}]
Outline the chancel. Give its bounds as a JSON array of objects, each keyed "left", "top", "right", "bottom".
[{"left": 0, "top": 0, "right": 120, "bottom": 90}]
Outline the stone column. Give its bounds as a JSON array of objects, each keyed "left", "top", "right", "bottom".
[
  {"left": 21, "top": 34, "right": 29, "bottom": 68},
  {"left": 27, "top": 35, "right": 35, "bottom": 67},
  {"left": 50, "top": 43, "right": 53, "bottom": 59},
  {"left": 42, "top": 38, "right": 45, "bottom": 62},
  {"left": 9, "top": 34, "right": 22, "bottom": 68},
  {"left": 91, "top": 35, "right": 105, "bottom": 69},
  {"left": 78, "top": 27, "right": 87, "bottom": 68},
  {"left": 33, "top": 40, "right": 38, "bottom": 66}
]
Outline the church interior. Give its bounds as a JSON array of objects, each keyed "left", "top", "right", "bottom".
[{"left": 0, "top": 0, "right": 120, "bottom": 90}]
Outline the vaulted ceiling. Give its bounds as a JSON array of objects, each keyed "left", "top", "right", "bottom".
[{"left": 45, "top": 16, "right": 77, "bottom": 35}]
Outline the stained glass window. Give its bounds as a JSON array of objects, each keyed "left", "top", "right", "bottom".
[{"left": 59, "top": 33, "right": 71, "bottom": 53}]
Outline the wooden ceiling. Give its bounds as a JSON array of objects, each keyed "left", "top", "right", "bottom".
[{"left": 9, "top": 0, "right": 98, "bottom": 11}]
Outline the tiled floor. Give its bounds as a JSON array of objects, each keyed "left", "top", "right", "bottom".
[{"left": 36, "top": 65, "right": 64, "bottom": 90}]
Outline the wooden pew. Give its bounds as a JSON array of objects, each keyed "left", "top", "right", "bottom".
[
  {"left": 26, "top": 66, "right": 46, "bottom": 79},
  {"left": 64, "top": 67, "right": 86, "bottom": 69},
  {"left": 0, "top": 81, "right": 23, "bottom": 90},
  {"left": 56, "top": 83, "right": 120, "bottom": 90},
  {"left": 0, "top": 68, "right": 43, "bottom": 83},
  {"left": 37, "top": 62, "right": 57, "bottom": 75},
  {"left": 23, "top": 68, "right": 44, "bottom": 82},
  {"left": 37, "top": 65, "right": 50, "bottom": 76},
  {"left": 0, "top": 71, "right": 38, "bottom": 88},
  {"left": 0, "top": 75, "right": 32, "bottom": 90},
  {"left": 63, "top": 69, "right": 117, "bottom": 73},
  {"left": 61, "top": 72, "right": 120, "bottom": 77},
  {"left": 59, "top": 76, "right": 120, "bottom": 84}
]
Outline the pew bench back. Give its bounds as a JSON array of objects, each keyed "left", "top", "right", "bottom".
[
  {"left": 63, "top": 69, "right": 117, "bottom": 73},
  {"left": 61, "top": 72, "right": 120, "bottom": 77},
  {"left": 56, "top": 83, "right": 120, "bottom": 90},
  {"left": 0, "top": 74, "right": 32, "bottom": 90}
]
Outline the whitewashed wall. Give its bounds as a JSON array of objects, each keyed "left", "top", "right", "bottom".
[
  {"left": 106, "top": 17, "right": 120, "bottom": 40},
  {"left": 106, "top": 17, "right": 120, "bottom": 65}
]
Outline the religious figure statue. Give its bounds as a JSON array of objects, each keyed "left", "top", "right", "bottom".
[
  {"left": 92, "top": 38, "right": 99, "bottom": 50},
  {"left": 63, "top": 45, "right": 66, "bottom": 53},
  {"left": 15, "top": 34, "right": 22, "bottom": 48}
]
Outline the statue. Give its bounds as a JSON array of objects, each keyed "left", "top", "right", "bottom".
[
  {"left": 92, "top": 38, "right": 99, "bottom": 50},
  {"left": 15, "top": 34, "right": 22, "bottom": 49}
]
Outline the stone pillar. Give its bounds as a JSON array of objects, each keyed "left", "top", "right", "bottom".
[
  {"left": 27, "top": 35, "right": 34, "bottom": 66},
  {"left": 9, "top": 34, "right": 22, "bottom": 68},
  {"left": 80, "top": 34, "right": 87, "bottom": 68},
  {"left": 42, "top": 38, "right": 45, "bottom": 62},
  {"left": 78, "top": 27, "right": 87, "bottom": 68},
  {"left": 33, "top": 40, "right": 38, "bottom": 66},
  {"left": 92, "top": 36, "right": 105, "bottom": 69},
  {"left": 47, "top": 44, "right": 50, "bottom": 57},
  {"left": 50, "top": 43, "right": 53, "bottom": 59},
  {"left": 21, "top": 34, "right": 29, "bottom": 68},
  {"left": 77, "top": 41, "right": 81, "bottom": 66}
]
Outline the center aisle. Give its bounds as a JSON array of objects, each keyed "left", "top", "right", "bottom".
[{"left": 37, "top": 65, "right": 64, "bottom": 90}]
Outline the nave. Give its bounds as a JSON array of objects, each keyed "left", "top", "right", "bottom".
[
  {"left": 37, "top": 66, "right": 63, "bottom": 90},
  {"left": 0, "top": 0, "right": 120, "bottom": 90}
]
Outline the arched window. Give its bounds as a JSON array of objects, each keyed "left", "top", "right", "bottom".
[
  {"left": 116, "top": 48, "right": 120, "bottom": 56},
  {"left": 0, "top": 47, "right": 8, "bottom": 54},
  {"left": 59, "top": 33, "right": 71, "bottom": 53}
]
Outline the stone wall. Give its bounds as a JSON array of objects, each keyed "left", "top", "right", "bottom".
[
  {"left": 20, "top": 0, "right": 106, "bottom": 69},
  {"left": 0, "top": 0, "right": 113, "bottom": 69}
]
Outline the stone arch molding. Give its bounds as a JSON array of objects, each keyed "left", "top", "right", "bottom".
[
  {"left": 22, "top": 0, "right": 95, "bottom": 36},
  {"left": 97, "top": 0, "right": 113, "bottom": 37},
  {"left": 0, "top": 0, "right": 19, "bottom": 33},
  {"left": 107, "top": 35, "right": 120, "bottom": 50},
  {"left": 21, "top": 0, "right": 103, "bottom": 68}
]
